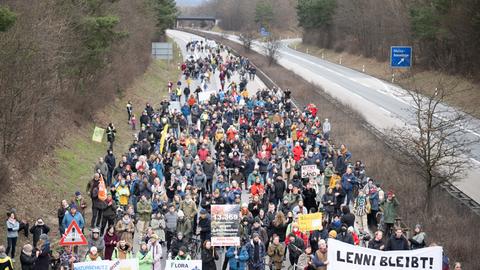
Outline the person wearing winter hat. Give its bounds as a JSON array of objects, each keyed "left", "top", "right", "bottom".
[
  {"left": 72, "top": 191, "right": 87, "bottom": 216},
  {"left": 176, "top": 210, "right": 192, "bottom": 240},
  {"left": 88, "top": 228, "right": 105, "bottom": 257},
  {"left": 29, "top": 218, "right": 50, "bottom": 248},
  {"left": 85, "top": 246, "right": 102, "bottom": 261},
  {"left": 148, "top": 234, "right": 162, "bottom": 270},
  {"left": 62, "top": 204, "right": 85, "bottom": 232},
  {"left": 246, "top": 232, "right": 265, "bottom": 270},
  {"left": 35, "top": 234, "right": 51, "bottom": 270},
  {"left": 380, "top": 191, "right": 399, "bottom": 238},
  {"left": 328, "top": 230, "right": 337, "bottom": 239}
]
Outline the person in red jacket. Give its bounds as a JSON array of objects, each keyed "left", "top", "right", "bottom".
[
  {"left": 250, "top": 177, "right": 265, "bottom": 197},
  {"left": 293, "top": 142, "right": 303, "bottom": 162},
  {"left": 285, "top": 223, "right": 308, "bottom": 248}
]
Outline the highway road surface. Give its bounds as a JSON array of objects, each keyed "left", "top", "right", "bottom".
[
  {"left": 186, "top": 29, "right": 480, "bottom": 204},
  {"left": 129, "top": 29, "right": 267, "bottom": 269}
]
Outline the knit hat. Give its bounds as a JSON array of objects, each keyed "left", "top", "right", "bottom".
[
  {"left": 75, "top": 191, "right": 81, "bottom": 196},
  {"left": 329, "top": 230, "right": 337, "bottom": 238},
  {"left": 252, "top": 232, "right": 260, "bottom": 239},
  {"left": 39, "top": 234, "right": 49, "bottom": 241}
]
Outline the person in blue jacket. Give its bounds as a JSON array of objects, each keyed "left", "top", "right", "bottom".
[
  {"left": 246, "top": 233, "right": 266, "bottom": 270},
  {"left": 62, "top": 204, "right": 85, "bottom": 232},
  {"left": 341, "top": 167, "right": 357, "bottom": 206},
  {"left": 226, "top": 244, "right": 249, "bottom": 270}
]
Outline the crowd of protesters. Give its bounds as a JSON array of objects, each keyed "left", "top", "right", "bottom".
[{"left": 2, "top": 39, "right": 462, "bottom": 270}]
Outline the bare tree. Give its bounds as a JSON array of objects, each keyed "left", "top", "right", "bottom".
[
  {"left": 264, "top": 36, "right": 280, "bottom": 65},
  {"left": 387, "top": 78, "right": 478, "bottom": 212},
  {"left": 239, "top": 29, "right": 256, "bottom": 52}
]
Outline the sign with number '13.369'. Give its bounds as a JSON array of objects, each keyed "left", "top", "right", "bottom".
[{"left": 390, "top": 46, "right": 412, "bottom": 68}]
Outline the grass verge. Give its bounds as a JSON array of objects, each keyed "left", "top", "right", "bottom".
[{"left": 0, "top": 38, "right": 182, "bottom": 252}]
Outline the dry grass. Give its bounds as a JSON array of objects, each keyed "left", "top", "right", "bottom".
[
  {"left": 0, "top": 40, "right": 182, "bottom": 259},
  {"left": 190, "top": 30, "right": 480, "bottom": 268},
  {"left": 292, "top": 42, "right": 480, "bottom": 117}
]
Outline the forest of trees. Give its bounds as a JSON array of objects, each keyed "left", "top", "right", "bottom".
[
  {"left": 185, "top": 0, "right": 298, "bottom": 33},
  {"left": 188, "top": 0, "right": 479, "bottom": 78},
  {"left": 297, "top": 0, "right": 480, "bottom": 77},
  {"left": 0, "top": 0, "right": 177, "bottom": 183}
]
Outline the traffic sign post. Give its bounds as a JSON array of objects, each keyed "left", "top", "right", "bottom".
[
  {"left": 59, "top": 220, "right": 87, "bottom": 246},
  {"left": 390, "top": 46, "right": 412, "bottom": 68},
  {"left": 260, "top": 27, "right": 270, "bottom": 37}
]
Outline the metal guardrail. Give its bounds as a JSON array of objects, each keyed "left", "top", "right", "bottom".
[{"left": 183, "top": 28, "right": 480, "bottom": 217}]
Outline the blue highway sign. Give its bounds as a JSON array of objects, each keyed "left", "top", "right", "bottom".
[{"left": 390, "top": 46, "right": 412, "bottom": 68}]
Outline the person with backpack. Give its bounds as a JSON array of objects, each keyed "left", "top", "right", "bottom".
[
  {"left": 226, "top": 244, "right": 249, "bottom": 270},
  {"left": 89, "top": 173, "right": 107, "bottom": 229}
]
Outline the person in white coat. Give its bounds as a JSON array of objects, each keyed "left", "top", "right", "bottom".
[
  {"left": 148, "top": 234, "right": 162, "bottom": 270},
  {"left": 322, "top": 118, "right": 331, "bottom": 140}
]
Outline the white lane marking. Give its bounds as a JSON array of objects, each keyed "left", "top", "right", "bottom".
[{"left": 186, "top": 30, "right": 480, "bottom": 140}]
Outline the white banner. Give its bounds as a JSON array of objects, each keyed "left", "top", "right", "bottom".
[
  {"left": 327, "top": 239, "right": 443, "bottom": 270},
  {"left": 301, "top": 165, "right": 318, "bottom": 178},
  {"left": 199, "top": 91, "right": 215, "bottom": 103},
  {"left": 165, "top": 260, "right": 202, "bottom": 270},
  {"left": 110, "top": 259, "right": 139, "bottom": 270},
  {"left": 73, "top": 261, "right": 110, "bottom": 270},
  {"left": 74, "top": 259, "right": 139, "bottom": 270}
]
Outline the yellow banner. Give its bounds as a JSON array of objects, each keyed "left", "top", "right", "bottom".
[
  {"left": 298, "top": 212, "right": 323, "bottom": 232},
  {"left": 159, "top": 124, "right": 169, "bottom": 154},
  {"left": 92, "top": 126, "right": 105, "bottom": 143}
]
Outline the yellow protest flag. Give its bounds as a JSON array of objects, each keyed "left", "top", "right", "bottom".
[
  {"left": 159, "top": 124, "right": 169, "bottom": 154},
  {"left": 92, "top": 126, "right": 105, "bottom": 143}
]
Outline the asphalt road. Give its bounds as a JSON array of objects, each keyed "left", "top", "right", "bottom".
[
  {"left": 128, "top": 30, "right": 267, "bottom": 269},
  {"left": 187, "top": 29, "right": 480, "bottom": 204}
]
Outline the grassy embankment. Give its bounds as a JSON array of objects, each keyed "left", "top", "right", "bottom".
[{"left": 27, "top": 40, "right": 181, "bottom": 231}]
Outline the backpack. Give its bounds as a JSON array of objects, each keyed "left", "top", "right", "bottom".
[{"left": 98, "top": 175, "right": 107, "bottom": 201}]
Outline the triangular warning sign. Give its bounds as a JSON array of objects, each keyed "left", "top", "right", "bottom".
[{"left": 59, "top": 220, "right": 88, "bottom": 246}]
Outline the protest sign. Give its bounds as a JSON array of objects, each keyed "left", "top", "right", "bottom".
[
  {"left": 165, "top": 260, "right": 202, "bottom": 270},
  {"left": 298, "top": 212, "right": 322, "bottom": 232},
  {"left": 74, "top": 259, "right": 140, "bottom": 270},
  {"left": 301, "top": 165, "right": 318, "bottom": 178},
  {"left": 211, "top": 204, "right": 241, "bottom": 246},
  {"left": 92, "top": 126, "right": 105, "bottom": 143},
  {"left": 327, "top": 239, "right": 443, "bottom": 270},
  {"left": 73, "top": 260, "right": 111, "bottom": 270}
]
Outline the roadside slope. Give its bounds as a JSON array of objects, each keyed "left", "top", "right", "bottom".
[{"left": 0, "top": 39, "right": 182, "bottom": 247}]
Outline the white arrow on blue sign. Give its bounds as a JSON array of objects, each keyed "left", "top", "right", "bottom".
[{"left": 390, "top": 46, "right": 412, "bottom": 68}]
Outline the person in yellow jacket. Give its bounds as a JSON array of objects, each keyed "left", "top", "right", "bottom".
[
  {"left": 116, "top": 180, "right": 130, "bottom": 207},
  {"left": 215, "top": 128, "right": 225, "bottom": 142},
  {"left": 137, "top": 243, "right": 153, "bottom": 270},
  {"left": 0, "top": 245, "right": 13, "bottom": 270}
]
